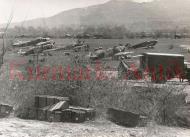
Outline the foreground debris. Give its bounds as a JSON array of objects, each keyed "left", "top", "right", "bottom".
[
  {"left": 107, "top": 108, "right": 147, "bottom": 127},
  {"left": 106, "top": 85, "right": 190, "bottom": 128},
  {"left": 0, "top": 104, "right": 13, "bottom": 118},
  {"left": 175, "top": 105, "right": 190, "bottom": 128}
]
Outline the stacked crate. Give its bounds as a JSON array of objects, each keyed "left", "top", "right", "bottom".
[
  {"left": 62, "top": 109, "right": 86, "bottom": 123},
  {"left": 69, "top": 106, "right": 96, "bottom": 121},
  {"left": 35, "top": 95, "right": 70, "bottom": 108},
  {"left": 22, "top": 95, "right": 95, "bottom": 123}
]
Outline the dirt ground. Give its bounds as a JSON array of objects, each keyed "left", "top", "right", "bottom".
[{"left": 0, "top": 117, "right": 189, "bottom": 137}]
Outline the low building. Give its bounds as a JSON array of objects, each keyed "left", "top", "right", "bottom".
[{"left": 140, "top": 52, "right": 184, "bottom": 82}]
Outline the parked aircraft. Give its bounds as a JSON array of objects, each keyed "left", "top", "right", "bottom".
[
  {"left": 73, "top": 44, "right": 89, "bottom": 52},
  {"left": 113, "top": 43, "right": 131, "bottom": 54},
  {"left": 90, "top": 49, "right": 106, "bottom": 60},
  {"left": 180, "top": 45, "right": 190, "bottom": 53},
  {"left": 113, "top": 52, "right": 134, "bottom": 60},
  {"left": 89, "top": 44, "right": 132, "bottom": 60},
  {"left": 12, "top": 37, "right": 50, "bottom": 47},
  {"left": 20, "top": 43, "right": 55, "bottom": 56},
  {"left": 62, "top": 39, "right": 89, "bottom": 52},
  {"left": 128, "top": 40, "right": 157, "bottom": 49}
]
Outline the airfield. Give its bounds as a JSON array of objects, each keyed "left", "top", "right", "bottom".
[
  {"left": 1, "top": 37, "right": 190, "bottom": 81},
  {"left": 10, "top": 38, "right": 190, "bottom": 58},
  {"left": 2, "top": 37, "right": 190, "bottom": 62},
  {"left": 0, "top": 37, "right": 190, "bottom": 137}
]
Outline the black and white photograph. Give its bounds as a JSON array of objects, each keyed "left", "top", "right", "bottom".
[{"left": 0, "top": 0, "right": 190, "bottom": 136}]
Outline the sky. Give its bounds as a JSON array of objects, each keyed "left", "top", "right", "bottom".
[{"left": 0, "top": 0, "right": 153, "bottom": 24}]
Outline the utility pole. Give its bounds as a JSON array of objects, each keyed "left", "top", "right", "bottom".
[{"left": 2, "top": 34, "right": 5, "bottom": 65}]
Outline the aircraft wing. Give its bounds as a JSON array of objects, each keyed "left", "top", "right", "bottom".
[
  {"left": 114, "top": 52, "right": 134, "bottom": 56},
  {"left": 129, "top": 41, "right": 157, "bottom": 49},
  {"left": 12, "top": 37, "right": 50, "bottom": 48},
  {"left": 42, "top": 46, "right": 68, "bottom": 53}
]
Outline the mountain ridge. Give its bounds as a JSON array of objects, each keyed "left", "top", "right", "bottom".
[{"left": 4, "top": 0, "right": 190, "bottom": 31}]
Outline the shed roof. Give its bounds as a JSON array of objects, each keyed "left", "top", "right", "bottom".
[{"left": 144, "top": 52, "right": 184, "bottom": 57}]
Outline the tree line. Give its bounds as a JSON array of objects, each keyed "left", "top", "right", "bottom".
[{"left": 1, "top": 25, "right": 190, "bottom": 39}]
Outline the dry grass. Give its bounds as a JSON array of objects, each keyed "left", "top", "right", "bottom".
[{"left": 0, "top": 38, "right": 189, "bottom": 128}]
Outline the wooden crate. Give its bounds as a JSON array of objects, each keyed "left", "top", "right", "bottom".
[
  {"left": 37, "top": 108, "right": 47, "bottom": 121},
  {"left": 27, "top": 107, "right": 38, "bottom": 120},
  {"left": 52, "top": 111, "right": 62, "bottom": 122},
  {"left": 34, "top": 96, "right": 40, "bottom": 108},
  {"left": 85, "top": 108, "right": 96, "bottom": 121},
  {"left": 47, "top": 111, "right": 62, "bottom": 122},
  {"left": 49, "top": 101, "right": 69, "bottom": 112},
  {"left": 35, "top": 95, "right": 70, "bottom": 108},
  {"left": 54, "top": 96, "right": 70, "bottom": 104},
  {"left": 71, "top": 110, "right": 86, "bottom": 123},
  {"left": 38, "top": 96, "right": 47, "bottom": 108},
  {"left": 69, "top": 106, "right": 96, "bottom": 120},
  {"left": 61, "top": 109, "right": 72, "bottom": 122},
  {"left": 62, "top": 109, "right": 86, "bottom": 123},
  {"left": 46, "top": 96, "right": 55, "bottom": 106}
]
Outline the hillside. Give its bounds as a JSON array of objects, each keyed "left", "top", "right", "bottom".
[{"left": 8, "top": 0, "right": 190, "bottom": 31}]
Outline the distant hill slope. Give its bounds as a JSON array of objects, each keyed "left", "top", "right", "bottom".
[{"left": 8, "top": 0, "right": 190, "bottom": 31}]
